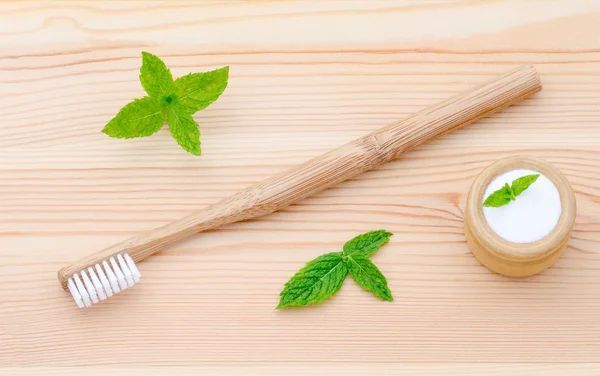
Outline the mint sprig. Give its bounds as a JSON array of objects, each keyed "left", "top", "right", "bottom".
[
  {"left": 276, "top": 252, "right": 348, "bottom": 309},
  {"left": 343, "top": 229, "right": 393, "bottom": 257},
  {"left": 345, "top": 253, "right": 393, "bottom": 301},
  {"left": 483, "top": 174, "right": 539, "bottom": 208},
  {"left": 102, "top": 52, "right": 229, "bottom": 156},
  {"left": 277, "top": 230, "right": 393, "bottom": 309}
]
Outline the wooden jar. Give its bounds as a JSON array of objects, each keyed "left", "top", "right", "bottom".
[{"left": 464, "top": 156, "right": 576, "bottom": 277}]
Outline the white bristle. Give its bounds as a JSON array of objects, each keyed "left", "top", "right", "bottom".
[
  {"left": 95, "top": 264, "right": 113, "bottom": 297},
  {"left": 67, "top": 254, "right": 141, "bottom": 308},
  {"left": 103, "top": 260, "right": 121, "bottom": 294},
  {"left": 73, "top": 273, "right": 91, "bottom": 308},
  {"left": 67, "top": 278, "right": 85, "bottom": 308},
  {"left": 88, "top": 267, "right": 106, "bottom": 301},
  {"left": 81, "top": 269, "right": 99, "bottom": 304},
  {"left": 110, "top": 257, "right": 128, "bottom": 290},
  {"left": 125, "top": 254, "right": 141, "bottom": 282},
  {"left": 117, "top": 254, "right": 135, "bottom": 287}
]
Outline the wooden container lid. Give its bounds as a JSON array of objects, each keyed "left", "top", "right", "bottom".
[{"left": 464, "top": 156, "right": 576, "bottom": 277}]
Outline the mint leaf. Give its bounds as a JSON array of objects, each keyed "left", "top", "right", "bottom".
[
  {"left": 103, "top": 52, "right": 228, "bottom": 156},
  {"left": 101, "top": 97, "right": 163, "bottom": 138},
  {"left": 174, "top": 66, "right": 229, "bottom": 114},
  {"left": 483, "top": 182, "right": 514, "bottom": 208},
  {"left": 167, "top": 104, "right": 201, "bottom": 156},
  {"left": 483, "top": 174, "right": 540, "bottom": 208},
  {"left": 140, "top": 51, "right": 175, "bottom": 101},
  {"left": 345, "top": 254, "right": 393, "bottom": 301},
  {"left": 277, "top": 230, "right": 395, "bottom": 309},
  {"left": 277, "top": 252, "right": 347, "bottom": 309},
  {"left": 512, "top": 174, "right": 539, "bottom": 196},
  {"left": 343, "top": 229, "right": 393, "bottom": 257}
]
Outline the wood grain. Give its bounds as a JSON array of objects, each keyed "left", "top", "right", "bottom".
[
  {"left": 1, "top": 0, "right": 600, "bottom": 374},
  {"left": 58, "top": 64, "right": 540, "bottom": 290},
  {"left": 5, "top": 364, "right": 600, "bottom": 376}
]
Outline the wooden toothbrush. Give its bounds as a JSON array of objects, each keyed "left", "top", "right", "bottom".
[{"left": 59, "top": 65, "right": 542, "bottom": 308}]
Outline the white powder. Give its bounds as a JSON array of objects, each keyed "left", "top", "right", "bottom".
[{"left": 482, "top": 169, "right": 561, "bottom": 244}]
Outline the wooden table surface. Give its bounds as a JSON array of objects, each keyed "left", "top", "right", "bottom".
[{"left": 1, "top": 1, "right": 600, "bottom": 374}]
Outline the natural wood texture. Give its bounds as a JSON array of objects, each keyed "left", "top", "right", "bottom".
[
  {"left": 58, "top": 65, "right": 541, "bottom": 290},
  {"left": 5, "top": 364, "right": 600, "bottom": 376},
  {"left": 465, "top": 155, "right": 577, "bottom": 277},
  {"left": 2, "top": 0, "right": 600, "bottom": 374}
]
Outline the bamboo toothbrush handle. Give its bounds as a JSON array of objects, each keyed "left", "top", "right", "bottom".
[{"left": 59, "top": 64, "right": 541, "bottom": 289}]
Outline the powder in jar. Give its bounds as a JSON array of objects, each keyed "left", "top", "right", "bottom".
[{"left": 482, "top": 169, "right": 561, "bottom": 243}]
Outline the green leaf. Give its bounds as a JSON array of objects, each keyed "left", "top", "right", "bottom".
[
  {"left": 277, "top": 252, "right": 348, "bottom": 309},
  {"left": 167, "top": 104, "right": 201, "bottom": 156},
  {"left": 483, "top": 173, "right": 541, "bottom": 208},
  {"left": 140, "top": 51, "right": 175, "bottom": 101},
  {"left": 483, "top": 182, "right": 514, "bottom": 208},
  {"left": 511, "top": 174, "right": 540, "bottom": 197},
  {"left": 174, "top": 66, "right": 229, "bottom": 114},
  {"left": 101, "top": 96, "right": 164, "bottom": 139},
  {"left": 343, "top": 230, "right": 393, "bottom": 257},
  {"left": 103, "top": 52, "right": 228, "bottom": 156},
  {"left": 345, "top": 254, "right": 393, "bottom": 301}
]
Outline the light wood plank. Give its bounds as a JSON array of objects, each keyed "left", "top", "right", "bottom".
[
  {"left": 1, "top": 0, "right": 600, "bottom": 373},
  {"left": 5, "top": 364, "right": 600, "bottom": 376}
]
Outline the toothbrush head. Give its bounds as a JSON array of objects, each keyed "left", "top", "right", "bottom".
[{"left": 64, "top": 253, "right": 141, "bottom": 308}]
